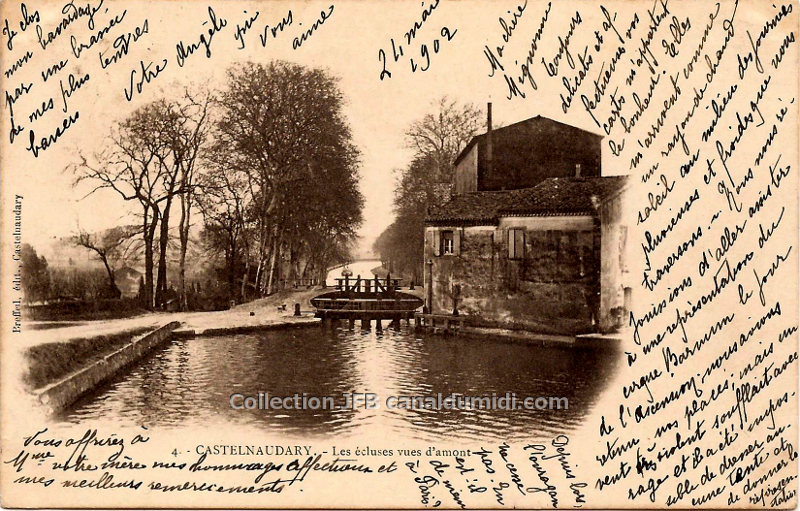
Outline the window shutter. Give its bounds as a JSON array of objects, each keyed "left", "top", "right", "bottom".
[
  {"left": 433, "top": 230, "right": 441, "bottom": 256},
  {"left": 515, "top": 229, "right": 525, "bottom": 259},
  {"left": 508, "top": 229, "right": 516, "bottom": 259},
  {"left": 453, "top": 230, "right": 461, "bottom": 255}
]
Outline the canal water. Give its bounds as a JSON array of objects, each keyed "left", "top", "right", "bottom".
[{"left": 60, "top": 324, "right": 620, "bottom": 442}]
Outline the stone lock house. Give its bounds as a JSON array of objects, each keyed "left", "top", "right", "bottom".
[{"left": 424, "top": 112, "right": 630, "bottom": 334}]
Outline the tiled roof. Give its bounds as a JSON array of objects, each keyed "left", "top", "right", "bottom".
[
  {"left": 426, "top": 176, "right": 628, "bottom": 224},
  {"left": 502, "top": 176, "right": 628, "bottom": 215},
  {"left": 426, "top": 188, "right": 536, "bottom": 224}
]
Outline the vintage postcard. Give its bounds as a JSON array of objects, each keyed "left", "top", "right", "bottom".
[{"left": 0, "top": 0, "right": 798, "bottom": 508}]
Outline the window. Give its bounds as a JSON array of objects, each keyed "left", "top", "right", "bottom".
[
  {"left": 432, "top": 229, "right": 460, "bottom": 257},
  {"left": 442, "top": 231, "right": 455, "bottom": 255},
  {"left": 508, "top": 228, "right": 525, "bottom": 260}
]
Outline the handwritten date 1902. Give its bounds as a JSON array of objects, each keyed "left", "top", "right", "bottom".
[{"left": 378, "top": 0, "right": 457, "bottom": 79}]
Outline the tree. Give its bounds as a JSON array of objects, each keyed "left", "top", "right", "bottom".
[
  {"left": 50, "top": 267, "right": 90, "bottom": 301},
  {"left": 174, "top": 90, "right": 213, "bottom": 311},
  {"left": 20, "top": 244, "right": 50, "bottom": 304},
  {"left": 72, "top": 94, "right": 209, "bottom": 310},
  {"left": 73, "top": 102, "right": 175, "bottom": 309},
  {"left": 405, "top": 97, "right": 483, "bottom": 183},
  {"left": 213, "top": 60, "right": 363, "bottom": 296},
  {"left": 375, "top": 98, "right": 483, "bottom": 279},
  {"left": 73, "top": 226, "right": 138, "bottom": 298},
  {"left": 197, "top": 164, "right": 250, "bottom": 303}
]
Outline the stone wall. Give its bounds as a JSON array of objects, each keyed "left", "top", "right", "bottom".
[
  {"left": 36, "top": 322, "right": 180, "bottom": 413},
  {"left": 425, "top": 218, "right": 600, "bottom": 334},
  {"left": 599, "top": 189, "right": 630, "bottom": 331}
]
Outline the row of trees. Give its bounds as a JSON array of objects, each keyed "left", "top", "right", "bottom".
[
  {"left": 72, "top": 61, "right": 363, "bottom": 310},
  {"left": 374, "top": 98, "right": 483, "bottom": 281}
]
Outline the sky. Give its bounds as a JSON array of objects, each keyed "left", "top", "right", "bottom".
[{"left": 1, "top": 0, "right": 619, "bottom": 258}]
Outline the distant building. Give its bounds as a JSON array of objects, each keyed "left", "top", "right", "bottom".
[{"left": 424, "top": 112, "right": 630, "bottom": 334}]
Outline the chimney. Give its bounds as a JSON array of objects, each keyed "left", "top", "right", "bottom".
[
  {"left": 575, "top": 163, "right": 582, "bottom": 177},
  {"left": 486, "top": 102, "right": 493, "bottom": 185}
]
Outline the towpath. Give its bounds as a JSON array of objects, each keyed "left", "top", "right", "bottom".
[{"left": 20, "top": 288, "right": 328, "bottom": 349}]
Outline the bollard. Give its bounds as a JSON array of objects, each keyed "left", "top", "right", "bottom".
[{"left": 294, "top": 303, "right": 301, "bottom": 316}]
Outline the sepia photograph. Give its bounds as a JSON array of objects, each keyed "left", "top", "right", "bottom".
[{"left": 1, "top": 0, "right": 797, "bottom": 508}]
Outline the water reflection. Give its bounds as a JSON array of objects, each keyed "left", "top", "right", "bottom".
[{"left": 62, "top": 324, "right": 619, "bottom": 441}]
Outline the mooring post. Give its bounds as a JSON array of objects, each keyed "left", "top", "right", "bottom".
[{"left": 294, "top": 303, "right": 301, "bottom": 316}]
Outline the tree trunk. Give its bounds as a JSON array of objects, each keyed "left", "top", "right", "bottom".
[
  {"left": 143, "top": 205, "right": 158, "bottom": 310},
  {"left": 156, "top": 185, "right": 174, "bottom": 307},
  {"left": 240, "top": 260, "right": 250, "bottom": 301},
  {"left": 226, "top": 245, "right": 236, "bottom": 305},
  {"left": 99, "top": 254, "right": 119, "bottom": 296},
  {"left": 254, "top": 222, "right": 270, "bottom": 296},
  {"left": 255, "top": 256, "right": 267, "bottom": 295},
  {"left": 178, "top": 190, "right": 190, "bottom": 311},
  {"left": 239, "top": 235, "right": 250, "bottom": 302},
  {"left": 155, "top": 200, "right": 171, "bottom": 308},
  {"left": 266, "top": 227, "right": 282, "bottom": 295}
]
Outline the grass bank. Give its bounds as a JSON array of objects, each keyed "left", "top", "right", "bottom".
[
  {"left": 24, "top": 327, "right": 152, "bottom": 389},
  {"left": 23, "top": 298, "right": 148, "bottom": 322}
]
